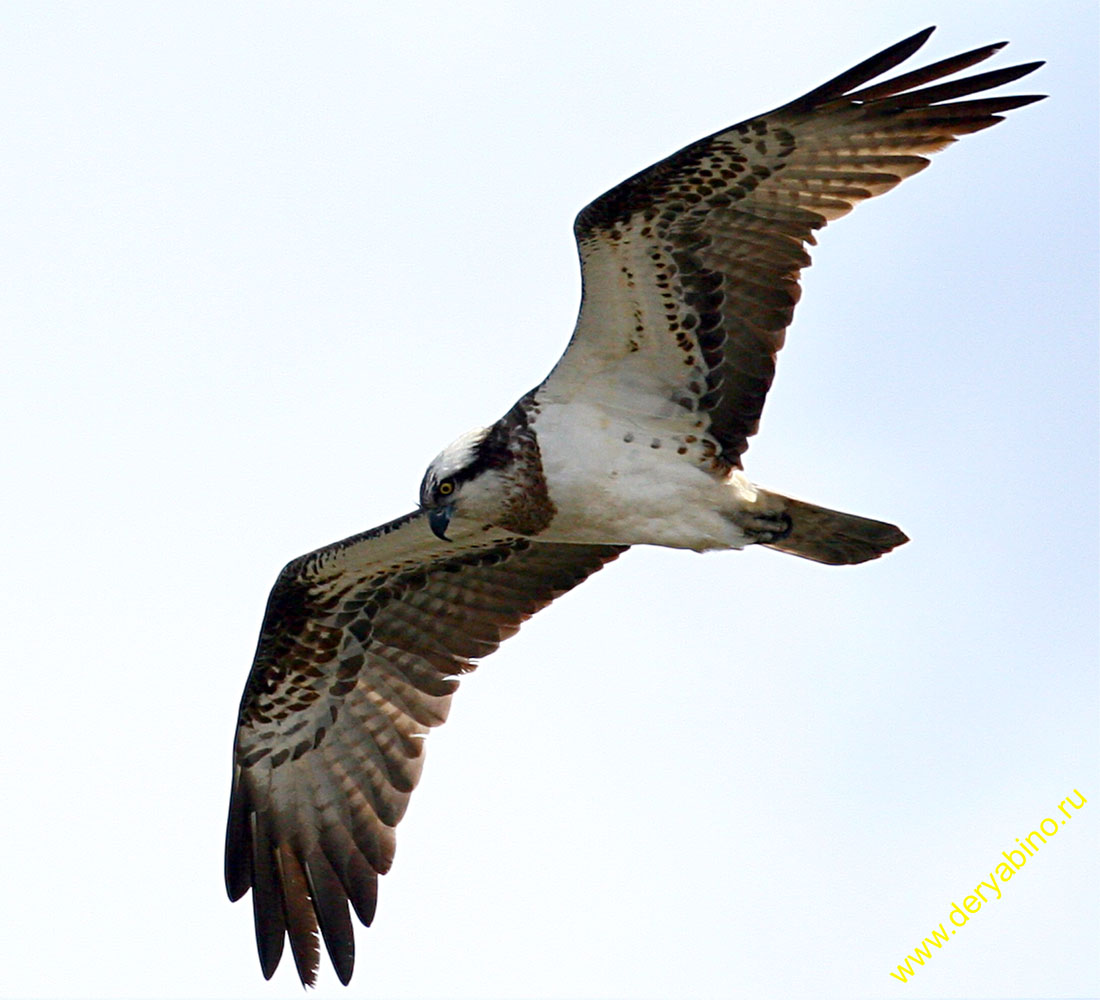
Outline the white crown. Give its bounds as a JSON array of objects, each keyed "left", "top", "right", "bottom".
[{"left": 426, "top": 426, "right": 490, "bottom": 480}]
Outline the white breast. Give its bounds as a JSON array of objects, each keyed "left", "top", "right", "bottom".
[{"left": 530, "top": 399, "right": 758, "bottom": 551}]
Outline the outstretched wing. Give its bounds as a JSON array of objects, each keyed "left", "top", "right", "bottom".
[
  {"left": 539, "top": 28, "right": 1044, "bottom": 466},
  {"left": 225, "top": 510, "right": 624, "bottom": 985}
]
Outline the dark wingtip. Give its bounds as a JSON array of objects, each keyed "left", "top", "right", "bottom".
[
  {"left": 890, "top": 26, "right": 937, "bottom": 60},
  {"left": 782, "top": 26, "right": 936, "bottom": 112},
  {"left": 224, "top": 802, "right": 252, "bottom": 901},
  {"left": 1014, "top": 59, "right": 1046, "bottom": 76},
  {"left": 260, "top": 940, "right": 284, "bottom": 981}
]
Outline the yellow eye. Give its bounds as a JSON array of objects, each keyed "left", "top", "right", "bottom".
[{"left": 437, "top": 479, "right": 454, "bottom": 496}]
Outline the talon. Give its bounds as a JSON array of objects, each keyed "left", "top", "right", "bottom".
[
  {"left": 769, "top": 512, "right": 793, "bottom": 542},
  {"left": 754, "top": 511, "right": 792, "bottom": 543},
  {"left": 735, "top": 510, "right": 792, "bottom": 544}
]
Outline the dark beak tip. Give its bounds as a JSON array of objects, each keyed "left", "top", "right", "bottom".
[{"left": 428, "top": 505, "right": 454, "bottom": 542}]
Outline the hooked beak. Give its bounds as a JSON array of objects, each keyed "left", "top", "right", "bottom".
[{"left": 428, "top": 504, "right": 454, "bottom": 542}]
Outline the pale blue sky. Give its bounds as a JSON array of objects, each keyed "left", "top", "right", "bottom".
[{"left": 2, "top": 3, "right": 1096, "bottom": 998}]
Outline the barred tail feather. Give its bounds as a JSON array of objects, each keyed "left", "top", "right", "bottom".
[{"left": 760, "top": 492, "right": 908, "bottom": 565}]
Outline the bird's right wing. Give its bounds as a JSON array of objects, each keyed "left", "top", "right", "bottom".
[
  {"left": 225, "top": 509, "right": 625, "bottom": 985},
  {"left": 539, "top": 28, "right": 1044, "bottom": 467}
]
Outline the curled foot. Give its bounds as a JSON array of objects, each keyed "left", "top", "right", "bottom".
[{"left": 730, "top": 509, "right": 793, "bottom": 544}]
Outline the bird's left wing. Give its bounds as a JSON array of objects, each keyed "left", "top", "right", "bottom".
[
  {"left": 225, "top": 509, "right": 625, "bottom": 986},
  {"left": 539, "top": 28, "right": 1044, "bottom": 466}
]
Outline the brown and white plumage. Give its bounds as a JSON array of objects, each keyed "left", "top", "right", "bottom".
[
  {"left": 543, "top": 27, "right": 1042, "bottom": 466},
  {"left": 227, "top": 511, "right": 623, "bottom": 985},
  {"left": 226, "top": 28, "right": 1042, "bottom": 986}
]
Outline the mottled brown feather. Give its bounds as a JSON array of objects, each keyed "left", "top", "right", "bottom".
[
  {"left": 226, "top": 511, "right": 623, "bottom": 985},
  {"left": 546, "top": 28, "right": 1043, "bottom": 466}
]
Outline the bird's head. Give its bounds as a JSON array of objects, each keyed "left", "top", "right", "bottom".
[{"left": 419, "top": 425, "right": 510, "bottom": 541}]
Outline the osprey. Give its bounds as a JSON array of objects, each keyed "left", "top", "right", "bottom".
[{"left": 225, "top": 28, "right": 1042, "bottom": 986}]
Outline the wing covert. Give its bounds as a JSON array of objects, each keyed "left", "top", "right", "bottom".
[
  {"left": 540, "top": 28, "right": 1044, "bottom": 466},
  {"left": 225, "top": 510, "right": 624, "bottom": 985}
]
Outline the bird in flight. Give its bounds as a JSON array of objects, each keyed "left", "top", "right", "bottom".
[{"left": 225, "top": 27, "right": 1043, "bottom": 986}]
